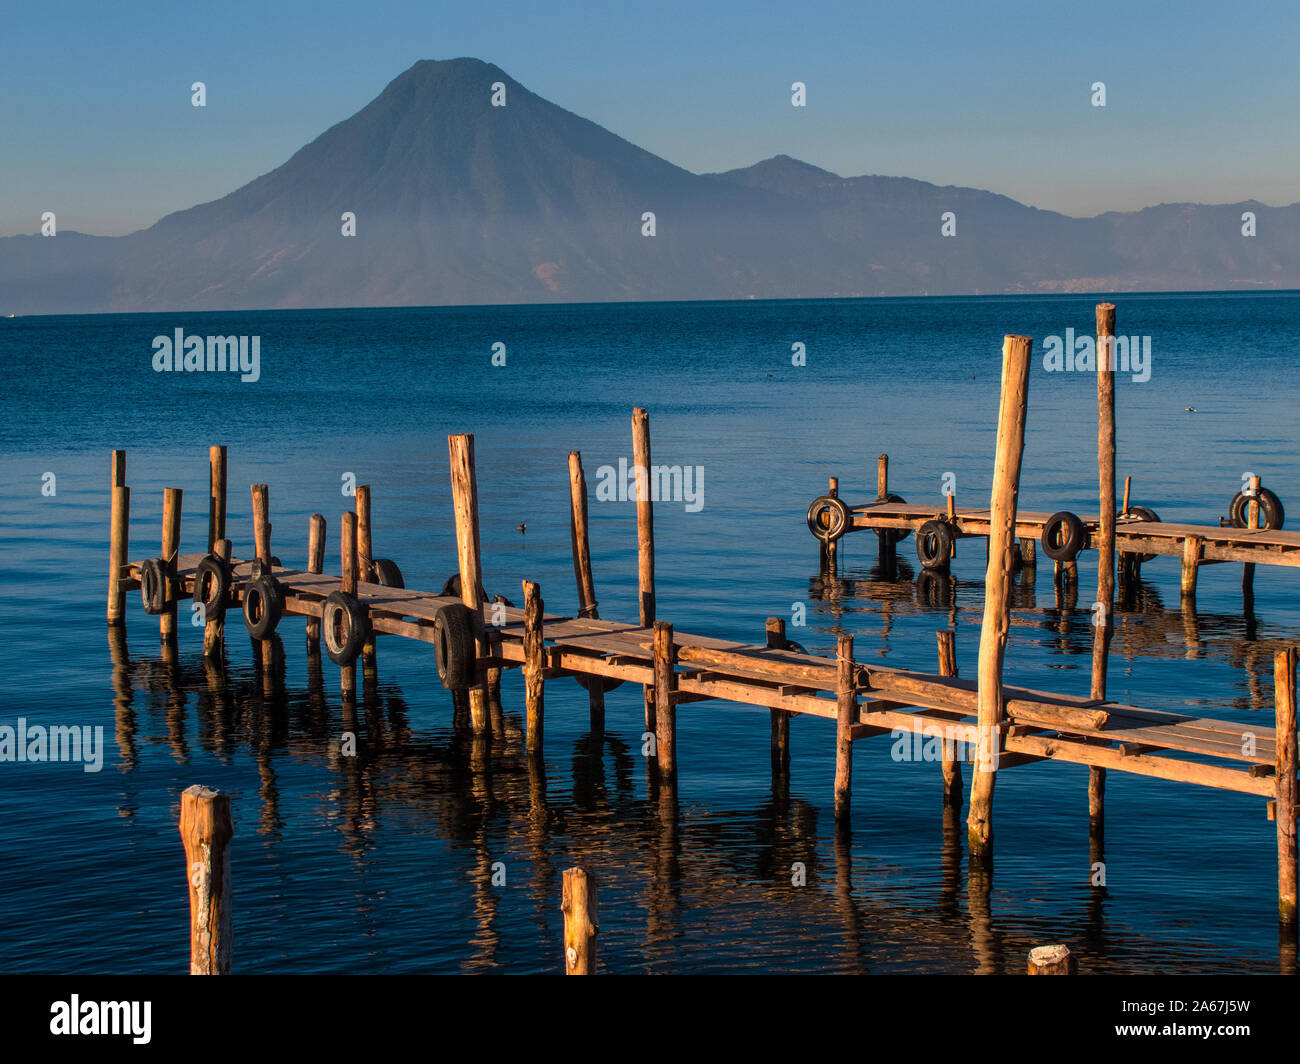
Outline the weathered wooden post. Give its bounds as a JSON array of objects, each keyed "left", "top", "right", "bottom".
[
  {"left": 208, "top": 445, "right": 227, "bottom": 552},
  {"left": 179, "top": 784, "right": 232, "bottom": 975},
  {"left": 767, "top": 617, "right": 790, "bottom": 775},
  {"left": 108, "top": 451, "right": 130, "bottom": 625},
  {"left": 1243, "top": 475, "right": 1261, "bottom": 596},
  {"left": 937, "top": 629, "right": 961, "bottom": 809},
  {"left": 968, "top": 334, "right": 1033, "bottom": 859},
  {"left": 568, "top": 450, "right": 605, "bottom": 732},
  {"left": 202, "top": 538, "right": 231, "bottom": 657},
  {"left": 160, "top": 488, "right": 182, "bottom": 643},
  {"left": 448, "top": 434, "right": 491, "bottom": 734},
  {"left": 877, "top": 453, "right": 894, "bottom": 567},
  {"left": 1276, "top": 646, "right": 1298, "bottom": 926},
  {"left": 355, "top": 485, "right": 377, "bottom": 671},
  {"left": 834, "top": 632, "right": 856, "bottom": 821},
  {"left": 305, "top": 514, "right": 325, "bottom": 641},
  {"left": 1027, "top": 944, "right": 1076, "bottom": 975},
  {"left": 523, "top": 580, "right": 545, "bottom": 755},
  {"left": 339, "top": 511, "right": 358, "bottom": 705},
  {"left": 1181, "top": 534, "right": 1203, "bottom": 602},
  {"left": 653, "top": 620, "right": 677, "bottom": 783},
  {"left": 250, "top": 484, "right": 274, "bottom": 671},
  {"left": 824, "top": 476, "right": 840, "bottom": 571},
  {"left": 1089, "top": 303, "right": 1117, "bottom": 846},
  {"left": 561, "top": 867, "right": 598, "bottom": 974},
  {"left": 632, "top": 408, "right": 657, "bottom": 731}
]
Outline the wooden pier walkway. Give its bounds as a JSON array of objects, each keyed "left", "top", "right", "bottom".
[{"left": 105, "top": 307, "right": 1300, "bottom": 933}]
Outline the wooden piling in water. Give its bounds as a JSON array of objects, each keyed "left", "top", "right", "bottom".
[
  {"left": 305, "top": 514, "right": 325, "bottom": 641},
  {"left": 250, "top": 483, "right": 274, "bottom": 668},
  {"left": 339, "top": 511, "right": 358, "bottom": 704},
  {"left": 202, "top": 538, "right": 231, "bottom": 657},
  {"left": 877, "top": 453, "right": 888, "bottom": 498},
  {"left": 825, "top": 476, "right": 839, "bottom": 571},
  {"left": 523, "top": 580, "right": 545, "bottom": 755},
  {"left": 568, "top": 450, "right": 605, "bottom": 732},
  {"left": 107, "top": 450, "right": 129, "bottom": 625},
  {"left": 767, "top": 617, "right": 790, "bottom": 776},
  {"left": 561, "top": 867, "right": 598, "bottom": 974},
  {"left": 1027, "top": 944, "right": 1076, "bottom": 975},
  {"left": 1090, "top": 303, "right": 1117, "bottom": 842},
  {"left": 968, "top": 335, "right": 1033, "bottom": 859},
  {"left": 448, "top": 434, "right": 491, "bottom": 734},
  {"left": 179, "top": 784, "right": 232, "bottom": 975},
  {"left": 1181, "top": 534, "right": 1203, "bottom": 601},
  {"left": 633, "top": 408, "right": 657, "bottom": 731},
  {"left": 937, "top": 629, "right": 961, "bottom": 809},
  {"left": 355, "top": 485, "right": 377, "bottom": 668},
  {"left": 653, "top": 620, "right": 677, "bottom": 783},
  {"left": 208, "top": 445, "right": 227, "bottom": 552},
  {"left": 1244, "top": 474, "right": 1261, "bottom": 596},
  {"left": 160, "top": 488, "right": 182, "bottom": 643},
  {"left": 834, "top": 632, "right": 855, "bottom": 821},
  {"left": 1277, "top": 646, "right": 1298, "bottom": 926}
]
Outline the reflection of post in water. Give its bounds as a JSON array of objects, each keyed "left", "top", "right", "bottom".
[
  {"left": 108, "top": 626, "right": 137, "bottom": 772},
  {"left": 646, "top": 779, "right": 681, "bottom": 961},
  {"left": 571, "top": 731, "right": 608, "bottom": 813},
  {"left": 162, "top": 637, "right": 187, "bottom": 763},
  {"left": 1180, "top": 595, "right": 1203, "bottom": 658},
  {"left": 966, "top": 854, "right": 996, "bottom": 974},
  {"left": 833, "top": 823, "right": 865, "bottom": 973},
  {"left": 466, "top": 834, "right": 501, "bottom": 971}
]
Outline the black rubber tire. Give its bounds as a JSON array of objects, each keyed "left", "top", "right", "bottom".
[
  {"left": 321, "top": 590, "right": 367, "bottom": 666},
  {"left": 785, "top": 640, "right": 809, "bottom": 655},
  {"left": 372, "top": 558, "right": 405, "bottom": 588},
  {"left": 1229, "top": 488, "right": 1285, "bottom": 531},
  {"left": 192, "top": 554, "right": 232, "bottom": 623},
  {"left": 139, "top": 558, "right": 169, "bottom": 615},
  {"left": 577, "top": 674, "right": 624, "bottom": 694},
  {"left": 440, "top": 573, "right": 489, "bottom": 601},
  {"left": 242, "top": 574, "right": 284, "bottom": 639},
  {"left": 915, "top": 519, "right": 955, "bottom": 570},
  {"left": 1041, "top": 511, "right": 1087, "bottom": 562},
  {"left": 1119, "top": 505, "right": 1162, "bottom": 563},
  {"left": 433, "top": 603, "right": 476, "bottom": 690},
  {"left": 807, "top": 494, "right": 850, "bottom": 543},
  {"left": 875, "top": 493, "right": 912, "bottom": 545}
]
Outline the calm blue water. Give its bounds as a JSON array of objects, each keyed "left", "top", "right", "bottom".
[{"left": 1, "top": 292, "right": 1297, "bottom": 973}]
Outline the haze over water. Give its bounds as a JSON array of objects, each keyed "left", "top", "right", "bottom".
[{"left": 2, "top": 290, "right": 1297, "bottom": 973}]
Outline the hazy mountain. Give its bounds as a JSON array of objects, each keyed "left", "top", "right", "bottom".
[{"left": 2, "top": 58, "right": 1296, "bottom": 315}]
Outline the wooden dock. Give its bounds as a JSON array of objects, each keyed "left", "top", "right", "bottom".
[{"left": 105, "top": 309, "right": 1300, "bottom": 935}]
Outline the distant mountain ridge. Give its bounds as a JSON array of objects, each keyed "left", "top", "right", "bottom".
[{"left": 3, "top": 57, "right": 1297, "bottom": 315}]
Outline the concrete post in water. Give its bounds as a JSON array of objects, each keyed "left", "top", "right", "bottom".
[
  {"left": 448, "top": 434, "right": 491, "bottom": 734},
  {"left": 834, "top": 633, "right": 855, "bottom": 821},
  {"left": 968, "top": 335, "right": 1033, "bottom": 859},
  {"left": 632, "top": 408, "right": 657, "bottom": 731},
  {"left": 561, "top": 867, "right": 598, "bottom": 974},
  {"left": 180, "top": 784, "right": 233, "bottom": 975},
  {"left": 568, "top": 450, "right": 605, "bottom": 732},
  {"left": 523, "top": 580, "right": 545, "bottom": 755},
  {"left": 108, "top": 450, "right": 129, "bottom": 625},
  {"left": 1276, "top": 646, "right": 1298, "bottom": 926},
  {"left": 1090, "top": 303, "right": 1117, "bottom": 846}
]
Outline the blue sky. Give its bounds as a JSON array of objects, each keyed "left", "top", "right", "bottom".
[{"left": 3, "top": 0, "right": 1297, "bottom": 235}]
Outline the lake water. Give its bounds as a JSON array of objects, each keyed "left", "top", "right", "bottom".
[{"left": 1, "top": 291, "right": 1298, "bottom": 973}]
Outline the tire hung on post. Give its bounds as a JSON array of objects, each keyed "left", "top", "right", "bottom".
[
  {"left": 321, "top": 590, "right": 367, "bottom": 666},
  {"left": 806, "top": 495, "right": 850, "bottom": 543},
  {"left": 1041, "top": 511, "right": 1087, "bottom": 562},
  {"left": 192, "top": 553, "right": 232, "bottom": 622},
  {"left": 1229, "top": 488, "right": 1285, "bottom": 531},
  {"left": 1118, "top": 505, "right": 1162, "bottom": 563},
  {"left": 372, "top": 558, "right": 405, "bottom": 588},
  {"left": 915, "top": 519, "right": 955, "bottom": 571},
  {"left": 876, "top": 493, "right": 911, "bottom": 545},
  {"left": 433, "top": 603, "right": 477, "bottom": 690},
  {"left": 139, "top": 558, "right": 169, "bottom": 615},
  {"left": 242, "top": 573, "right": 285, "bottom": 639}
]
